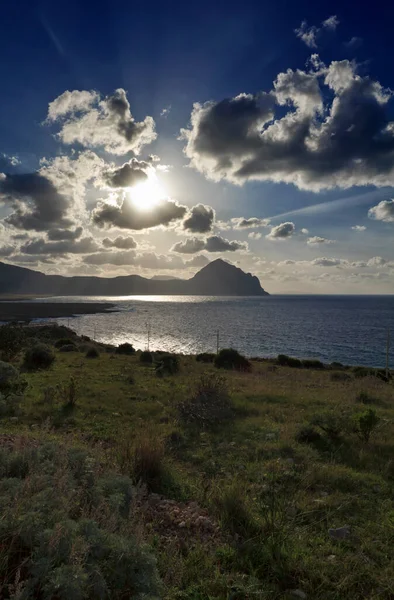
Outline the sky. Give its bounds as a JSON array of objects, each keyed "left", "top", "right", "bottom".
[{"left": 1, "top": 0, "right": 394, "bottom": 294}]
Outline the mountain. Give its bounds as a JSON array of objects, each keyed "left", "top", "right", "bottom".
[{"left": 0, "top": 259, "right": 269, "bottom": 296}]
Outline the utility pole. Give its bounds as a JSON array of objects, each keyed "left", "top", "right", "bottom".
[
  {"left": 386, "top": 328, "right": 390, "bottom": 379},
  {"left": 216, "top": 330, "right": 219, "bottom": 355},
  {"left": 146, "top": 321, "right": 151, "bottom": 352}
]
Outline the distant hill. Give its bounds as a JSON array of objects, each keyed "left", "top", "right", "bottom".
[
  {"left": 150, "top": 275, "right": 179, "bottom": 281},
  {"left": 0, "top": 259, "right": 269, "bottom": 296}
]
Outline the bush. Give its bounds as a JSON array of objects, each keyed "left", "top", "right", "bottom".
[
  {"left": 301, "top": 358, "right": 325, "bottom": 369},
  {"left": 330, "top": 372, "right": 352, "bottom": 382},
  {"left": 0, "top": 361, "right": 26, "bottom": 418},
  {"left": 295, "top": 425, "right": 322, "bottom": 445},
  {"left": 0, "top": 440, "right": 160, "bottom": 598},
  {"left": 196, "top": 352, "right": 215, "bottom": 363},
  {"left": 155, "top": 354, "right": 179, "bottom": 377},
  {"left": 214, "top": 348, "right": 251, "bottom": 371},
  {"left": 86, "top": 346, "right": 100, "bottom": 358},
  {"left": 356, "top": 391, "right": 379, "bottom": 404},
  {"left": 276, "top": 354, "right": 302, "bottom": 368},
  {"left": 132, "top": 435, "right": 166, "bottom": 492},
  {"left": 115, "top": 342, "right": 135, "bottom": 355},
  {"left": 178, "top": 374, "right": 234, "bottom": 428},
  {"left": 354, "top": 409, "right": 380, "bottom": 442},
  {"left": 213, "top": 483, "right": 257, "bottom": 537},
  {"left": 54, "top": 337, "right": 75, "bottom": 349},
  {"left": 23, "top": 343, "right": 55, "bottom": 371},
  {"left": 0, "top": 323, "right": 25, "bottom": 361},
  {"left": 311, "top": 410, "right": 352, "bottom": 440},
  {"left": 140, "top": 350, "right": 153, "bottom": 364},
  {"left": 58, "top": 343, "right": 78, "bottom": 352}
]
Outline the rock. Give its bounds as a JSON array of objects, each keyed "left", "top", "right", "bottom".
[
  {"left": 229, "top": 441, "right": 236, "bottom": 447},
  {"left": 148, "top": 493, "right": 162, "bottom": 506},
  {"left": 265, "top": 433, "right": 277, "bottom": 441},
  {"left": 179, "top": 521, "right": 186, "bottom": 528},
  {"left": 30, "top": 424, "right": 39, "bottom": 430},
  {"left": 290, "top": 590, "right": 307, "bottom": 599},
  {"left": 327, "top": 555, "right": 336, "bottom": 562},
  {"left": 320, "top": 491, "right": 329, "bottom": 497},
  {"left": 9, "top": 417, "right": 19, "bottom": 423},
  {"left": 329, "top": 525, "right": 350, "bottom": 540}
]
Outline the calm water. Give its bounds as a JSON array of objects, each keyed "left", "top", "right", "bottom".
[{"left": 35, "top": 295, "right": 394, "bottom": 368}]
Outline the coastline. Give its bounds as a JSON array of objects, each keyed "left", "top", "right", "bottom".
[{"left": 0, "top": 302, "right": 116, "bottom": 322}]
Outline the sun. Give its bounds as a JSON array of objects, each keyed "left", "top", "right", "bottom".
[{"left": 129, "top": 176, "right": 166, "bottom": 211}]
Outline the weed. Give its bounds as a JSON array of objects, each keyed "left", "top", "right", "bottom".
[
  {"left": 214, "top": 348, "right": 251, "bottom": 371},
  {"left": 330, "top": 372, "right": 352, "bottom": 382},
  {"left": 354, "top": 409, "right": 380, "bottom": 443},
  {"left": 23, "top": 343, "right": 55, "bottom": 371},
  {"left": 115, "top": 343, "right": 135, "bottom": 355},
  {"left": 86, "top": 346, "right": 100, "bottom": 358},
  {"left": 132, "top": 435, "right": 166, "bottom": 492},
  {"left": 178, "top": 373, "right": 234, "bottom": 429},
  {"left": 155, "top": 354, "right": 180, "bottom": 377}
]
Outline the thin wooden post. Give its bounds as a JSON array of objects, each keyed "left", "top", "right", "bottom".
[
  {"left": 146, "top": 321, "right": 151, "bottom": 352},
  {"left": 216, "top": 330, "right": 219, "bottom": 354},
  {"left": 386, "top": 328, "right": 390, "bottom": 379}
]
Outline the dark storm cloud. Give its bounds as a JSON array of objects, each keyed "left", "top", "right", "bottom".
[
  {"left": 101, "top": 159, "right": 149, "bottom": 188},
  {"left": 92, "top": 194, "right": 187, "bottom": 230},
  {"left": 0, "top": 172, "right": 72, "bottom": 231},
  {"left": 48, "top": 88, "right": 156, "bottom": 155},
  {"left": 182, "top": 204, "right": 215, "bottom": 233},
  {"left": 102, "top": 236, "right": 137, "bottom": 249},
  {"left": 172, "top": 235, "right": 247, "bottom": 254},
  {"left": 20, "top": 236, "right": 99, "bottom": 255},
  {"left": 0, "top": 245, "right": 15, "bottom": 257},
  {"left": 181, "top": 60, "right": 394, "bottom": 191},
  {"left": 266, "top": 222, "right": 295, "bottom": 239}
]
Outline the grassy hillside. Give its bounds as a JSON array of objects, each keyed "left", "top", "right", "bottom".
[{"left": 0, "top": 326, "right": 393, "bottom": 599}]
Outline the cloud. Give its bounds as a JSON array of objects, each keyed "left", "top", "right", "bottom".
[
  {"left": 266, "top": 222, "right": 295, "bottom": 240},
  {"left": 182, "top": 204, "right": 215, "bottom": 233},
  {"left": 101, "top": 158, "right": 149, "bottom": 188},
  {"left": 160, "top": 105, "right": 171, "bottom": 118},
  {"left": 230, "top": 217, "right": 270, "bottom": 229},
  {"left": 83, "top": 250, "right": 185, "bottom": 269},
  {"left": 311, "top": 257, "right": 343, "bottom": 267},
  {"left": 0, "top": 245, "right": 15, "bottom": 257},
  {"left": 295, "top": 15, "right": 339, "bottom": 48},
  {"left": 367, "top": 256, "right": 387, "bottom": 267},
  {"left": 345, "top": 36, "right": 362, "bottom": 49},
  {"left": 172, "top": 235, "right": 247, "bottom": 254},
  {"left": 301, "top": 228, "right": 309, "bottom": 234},
  {"left": 368, "top": 199, "right": 394, "bottom": 222},
  {"left": 171, "top": 238, "right": 205, "bottom": 254},
  {"left": 248, "top": 232, "right": 262, "bottom": 239},
  {"left": 322, "top": 15, "right": 339, "bottom": 30},
  {"left": 186, "top": 254, "right": 210, "bottom": 267},
  {"left": 102, "top": 235, "right": 137, "bottom": 249},
  {"left": 1, "top": 153, "right": 20, "bottom": 167},
  {"left": 92, "top": 194, "right": 187, "bottom": 230},
  {"left": 351, "top": 225, "right": 366, "bottom": 231},
  {"left": 307, "top": 236, "right": 335, "bottom": 245},
  {"left": 47, "top": 88, "right": 156, "bottom": 155},
  {"left": 181, "top": 60, "right": 394, "bottom": 191},
  {"left": 47, "top": 227, "right": 83, "bottom": 241},
  {"left": 20, "top": 236, "right": 100, "bottom": 255}
]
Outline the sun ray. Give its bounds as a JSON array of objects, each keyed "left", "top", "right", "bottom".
[{"left": 128, "top": 176, "right": 166, "bottom": 211}]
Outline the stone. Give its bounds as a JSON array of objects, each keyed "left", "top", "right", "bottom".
[
  {"left": 265, "top": 432, "right": 277, "bottom": 441},
  {"left": 290, "top": 590, "right": 307, "bottom": 599},
  {"left": 179, "top": 521, "right": 186, "bottom": 528},
  {"left": 327, "top": 555, "right": 336, "bottom": 562},
  {"left": 9, "top": 417, "right": 19, "bottom": 423},
  {"left": 329, "top": 525, "right": 350, "bottom": 540}
]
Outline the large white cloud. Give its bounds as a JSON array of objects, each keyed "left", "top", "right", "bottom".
[
  {"left": 47, "top": 88, "right": 156, "bottom": 155},
  {"left": 266, "top": 222, "right": 295, "bottom": 240},
  {"left": 368, "top": 199, "right": 394, "bottom": 222},
  {"left": 181, "top": 60, "right": 394, "bottom": 191}
]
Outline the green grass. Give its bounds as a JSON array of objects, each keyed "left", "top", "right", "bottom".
[{"left": 1, "top": 330, "right": 394, "bottom": 599}]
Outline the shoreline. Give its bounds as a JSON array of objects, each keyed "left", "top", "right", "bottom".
[{"left": 0, "top": 302, "right": 116, "bottom": 322}]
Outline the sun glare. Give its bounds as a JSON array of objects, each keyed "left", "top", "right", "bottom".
[{"left": 129, "top": 177, "right": 166, "bottom": 211}]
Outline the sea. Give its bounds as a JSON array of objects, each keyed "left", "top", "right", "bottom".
[{"left": 31, "top": 294, "right": 394, "bottom": 368}]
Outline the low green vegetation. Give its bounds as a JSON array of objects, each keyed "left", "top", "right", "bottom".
[{"left": 0, "top": 324, "right": 393, "bottom": 599}]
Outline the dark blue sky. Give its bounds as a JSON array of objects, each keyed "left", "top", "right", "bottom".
[{"left": 1, "top": 0, "right": 394, "bottom": 292}]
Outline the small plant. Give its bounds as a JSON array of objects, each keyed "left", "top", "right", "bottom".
[
  {"left": 140, "top": 350, "right": 153, "bottom": 364},
  {"left": 311, "top": 410, "right": 351, "bottom": 440},
  {"left": 0, "top": 361, "right": 26, "bottom": 418},
  {"left": 57, "top": 376, "right": 78, "bottom": 409},
  {"left": 213, "top": 483, "right": 257, "bottom": 537},
  {"left": 196, "top": 352, "right": 215, "bottom": 363},
  {"left": 354, "top": 409, "right": 380, "bottom": 442},
  {"left": 86, "top": 346, "right": 100, "bottom": 358},
  {"left": 116, "top": 342, "right": 135, "bottom": 355},
  {"left": 356, "top": 391, "right": 378, "bottom": 404},
  {"left": 214, "top": 348, "right": 251, "bottom": 371},
  {"left": 132, "top": 435, "right": 165, "bottom": 492},
  {"left": 23, "top": 343, "right": 55, "bottom": 371},
  {"left": 155, "top": 354, "right": 179, "bottom": 377},
  {"left": 276, "top": 354, "right": 302, "bottom": 368},
  {"left": 178, "top": 374, "right": 234, "bottom": 428}
]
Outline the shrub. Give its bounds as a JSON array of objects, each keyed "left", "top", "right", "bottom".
[
  {"left": 86, "top": 346, "right": 100, "bottom": 358},
  {"left": 356, "top": 391, "right": 378, "bottom": 404},
  {"left": 57, "top": 377, "right": 78, "bottom": 409},
  {"left": 213, "top": 483, "right": 257, "bottom": 537},
  {"left": 58, "top": 343, "right": 77, "bottom": 352},
  {"left": 23, "top": 343, "right": 55, "bottom": 371},
  {"left": 330, "top": 372, "right": 352, "bottom": 382},
  {"left": 311, "top": 410, "right": 352, "bottom": 440},
  {"left": 0, "top": 323, "right": 25, "bottom": 361},
  {"left": 115, "top": 342, "right": 135, "bottom": 355},
  {"left": 140, "top": 350, "right": 153, "bottom": 364},
  {"left": 295, "top": 425, "right": 322, "bottom": 445},
  {"left": 54, "top": 337, "right": 75, "bottom": 349},
  {"left": 301, "top": 358, "right": 325, "bottom": 369},
  {"left": 276, "top": 354, "right": 302, "bottom": 368},
  {"left": 196, "top": 352, "right": 215, "bottom": 363},
  {"left": 155, "top": 354, "right": 179, "bottom": 377},
  {"left": 132, "top": 435, "right": 166, "bottom": 492},
  {"left": 214, "top": 348, "right": 251, "bottom": 371},
  {"left": 178, "top": 374, "right": 234, "bottom": 428},
  {"left": 354, "top": 409, "right": 380, "bottom": 442},
  {"left": 0, "top": 440, "right": 160, "bottom": 598}
]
